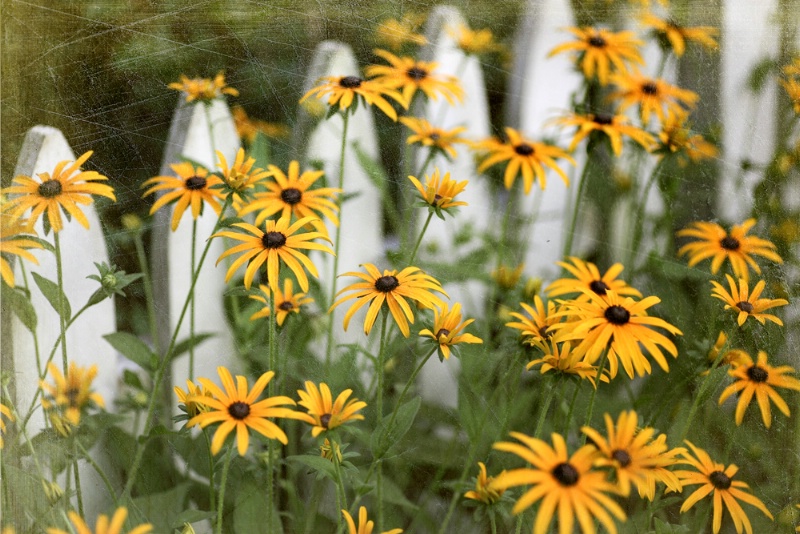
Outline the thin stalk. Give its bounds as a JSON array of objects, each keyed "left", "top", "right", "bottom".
[
  {"left": 376, "top": 312, "right": 389, "bottom": 531},
  {"left": 189, "top": 219, "right": 197, "bottom": 380},
  {"left": 533, "top": 380, "right": 557, "bottom": 438},
  {"left": 562, "top": 156, "right": 593, "bottom": 260},
  {"left": 215, "top": 445, "right": 234, "bottom": 534},
  {"left": 203, "top": 428, "right": 216, "bottom": 513},
  {"left": 203, "top": 103, "right": 219, "bottom": 161},
  {"left": 267, "top": 287, "right": 278, "bottom": 533},
  {"left": 53, "top": 232, "right": 69, "bottom": 374},
  {"left": 382, "top": 347, "right": 436, "bottom": 446},
  {"left": 408, "top": 212, "right": 434, "bottom": 266},
  {"left": 490, "top": 512, "right": 497, "bottom": 534},
  {"left": 680, "top": 346, "right": 728, "bottom": 442},
  {"left": 627, "top": 157, "right": 667, "bottom": 271},
  {"left": 267, "top": 439, "right": 276, "bottom": 533},
  {"left": 415, "top": 150, "right": 436, "bottom": 180},
  {"left": 134, "top": 231, "right": 160, "bottom": 354},
  {"left": 303, "top": 482, "right": 324, "bottom": 534},
  {"left": 580, "top": 352, "right": 607, "bottom": 444},
  {"left": 331, "top": 437, "right": 348, "bottom": 532},
  {"left": 73, "top": 444, "right": 84, "bottom": 518},
  {"left": 18, "top": 260, "right": 43, "bottom": 375},
  {"left": 562, "top": 381, "right": 581, "bottom": 436},
  {"left": 515, "top": 513, "right": 524, "bottom": 534},
  {"left": 76, "top": 440, "right": 118, "bottom": 506},
  {"left": 3, "top": 386, "right": 48, "bottom": 496}
]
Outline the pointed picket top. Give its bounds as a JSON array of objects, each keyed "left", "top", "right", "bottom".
[{"left": 151, "top": 97, "right": 240, "bottom": 395}]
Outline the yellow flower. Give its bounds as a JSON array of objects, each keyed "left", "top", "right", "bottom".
[
  {"left": 295, "top": 381, "right": 367, "bottom": 437},
  {"left": 232, "top": 105, "right": 289, "bottom": 143},
  {"left": 41, "top": 362, "right": 104, "bottom": 428},
  {"left": 0, "top": 200, "right": 43, "bottom": 287},
  {"left": 141, "top": 162, "right": 224, "bottom": 231},
  {"left": 464, "top": 462, "right": 506, "bottom": 504},
  {"left": 216, "top": 148, "right": 271, "bottom": 199},
  {"left": 167, "top": 71, "right": 238, "bottom": 103},
  {"left": 365, "top": 49, "right": 464, "bottom": 106},
  {"left": 0, "top": 402, "right": 13, "bottom": 449},
  {"left": 249, "top": 279, "right": 313, "bottom": 326},
  {"left": 213, "top": 214, "right": 333, "bottom": 292},
  {"left": 2, "top": 151, "right": 115, "bottom": 234},
  {"left": 407, "top": 168, "right": 469, "bottom": 215},
  {"left": 609, "top": 73, "right": 699, "bottom": 125},
  {"left": 640, "top": 13, "right": 718, "bottom": 57},
  {"left": 448, "top": 24, "right": 502, "bottom": 56},
  {"left": 658, "top": 109, "right": 718, "bottom": 164},
  {"left": 506, "top": 296, "right": 561, "bottom": 346},
  {"left": 526, "top": 338, "right": 607, "bottom": 387},
  {"left": 46, "top": 507, "right": 152, "bottom": 534},
  {"left": 706, "top": 332, "right": 749, "bottom": 369},
  {"left": 581, "top": 411, "right": 684, "bottom": 500},
  {"left": 399, "top": 117, "right": 468, "bottom": 159},
  {"left": 492, "top": 432, "right": 626, "bottom": 534},
  {"left": 548, "top": 27, "right": 644, "bottom": 85},
  {"left": 780, "top": 77, "right": 800, "bottom": 113},
  {"left": 710, "top": 275, "right": 788, "bottom": 327},
  {"left": 375, "top": 14, "right": 427, "bottom": 51},
  {"left": 174, "top": 380, "right": 214, "bottom": 418},
  {"left": 419, "top": 302, "right": 482, "bottom": 360},
  {"left": 546, "top": 257, "right": 641, "bottom": 301},
  {"left": 188, "top": 367, "right": 302, "bottom": 455},
  {"left": 475, "top": 127, "right": 574, "bottom": 194},
  {"left": 552, "top": 112, "right": 655, "bottom": 156},
  {"left": 331, "top": 263, "right": 447, "bottom": 337},
  {"left": 492, "top": 263, "right": 524, "bottom": 290},
  {"left": 320, "top": 438, "right": 342, "bottom": 463},
  {"left": 677, "top": 219, "right": 783, "bottom": 282},
  {"left": 718, "top": 350, "right": 800, "bottom": 427},
  {"left": 342, "top": 507, "right": 403, "bottom": 534},
  {"left": 675, "top": 441, "right": 773, "bottom": 534},
  {"left": 300, "top": 75, "right": 407, "bottom": 120}
]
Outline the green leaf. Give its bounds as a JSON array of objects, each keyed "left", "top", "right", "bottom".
[
  {"left": 234, "top": 479, "right": 284, "bottom": 534},
  {"left": 131, "top": 484, "right": 190, "bottom": 533},
  {"left": 170, "top": 333, "right": 215, "bottom": 362},
  {"left": 371, "top": 397, "right": 422, "bottom": 458},
  {"left": 653, "top": 517, "right": 691, "bottom": 534},
  {"left": 692, "top": 364, "right": 729, "bottom": 410},
  {"left": 286, "top": 454, "right": 336, "bottom": 480},
  {"left": 103, "top": 331, "right": 155, "bottom": 371},
  {"left": 32, "top": 272, "right": 70, "bottom": 320},
  {"left": 747, "top": 57, "right": 778, "bottom": 93},
  {"left": 249, "top": 131, "right": 272, "bottom": 170},
  {"left": 5, "top": 285, "right": 37, "bottom": 332},
  {"left": 172, "top": 510, "right": 217, "bottom": 529},
  {"left": 352, "top": 142, "right": 402, "bottom": 229}
]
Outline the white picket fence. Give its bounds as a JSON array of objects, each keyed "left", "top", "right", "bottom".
[{"left": 5, "top": 1, "right": 796, "bottom": 521}]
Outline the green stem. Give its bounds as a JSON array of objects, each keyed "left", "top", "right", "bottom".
[
  {"left": 415, "top": 150, "right": 436, "bottom": 180},
  {"left": 3, "top": 386, "right": 48, "bottom": 496},
  {"left": 73, "top": 444, "right": 84, "bottom": 518},
  {"left": 134, "top": 231, "right": 160, "bottom": 354},
  {"left": 189, "top": 218, "right": 197, "bottom": 380},
  {"left": 562, "top": 382, "right": 581, "bottom": 436},
  {"left": 376, "top": 312, "right": 389, "bottom": 531},
  {"left": 203, "top": 428, "right": 216, "bottom": 514},
  {"left": 215, "top": 445, "right": 234, "bottom": 534},
  {"left": 562, "top": 156, "right": 593, "bottom": 260},
  {"left": 680, "top": 345, "right": 729, "bottom": 442},
  {"left": 331, "top": 436, "right": 348, "bottom": 532},
  {"left": 18, "top": 260, "right": 43, "bottom": 375},
  {"left": 303, "top": 482, "right": 324, "bottom": 534},
  {"left": 490, "top": 511, "right": 497, "bottom": 534},
  {"left": 76, "top": 440, "right": 118, "bottom": 506},
  {"left": 515, "top": 513, "right": 524, "bottom": 534},
  {"left": 408, "top": 212, "right": 434, "bottom": 266},
  {"left": 580, "top": 352, "right": 607, "bottom": 444},
  {"left": 267, "top": 287, "right": 278, "bottom": 533},
  {"left": 627, "top": 157, "right": 667, "bottom": 272},
  {"left": 382, "top": 347, "right": 436, "bottom": 448},
  {"left": 53, "top": 232, "right": 69, "bottom": 374},
  {"left": 533, "top": 380, "right": 557, "bottom": 438},
  {"left": 204, "top": 103, "right": 219, "bottom": 163}
]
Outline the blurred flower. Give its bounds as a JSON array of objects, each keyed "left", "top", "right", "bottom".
[
  {"left": 41, "top": 362, "right": 104, "bottom": 429},
  {"left": 120, "top": 213, "right": 143, "bottom": 231},
  {"left": 0, "top": 402, "right": 13, "bottom": 449},
  {"left": 2, "top": 151, "right": 115, "bottom": 234},
  {"left": 216, "top": 148, "right": 270, "bottom": 201},
  {"left": 300, "top": 75, "right": 407, "bottom": 121},
  {"left": 675, "top": 441, "right": 773, "bottom": 534},
  {"left": 419, "top": 302, "right": 482, "bottom": 360},
  {"left": 464, "top": 462, "right": 506, "bottom": 504},
  {"left": 492, "top": 432, "right": 626, "bottom": 534},
  {"left": 640, "top": 13, "right": 718, "bottom": 56},
  {"left": 331, "top": 263, "right": 447, "bottom": 337},
  {"left": 677, "top": 219, "right": 782, "bottom": 282},
  {"left": 366, "top": 49, "right": 464, "bottom": 105},
  {"left": 492, "top": 263, "right": 524, "bottom": 290},
  {"left": 506, "top": 295, "right": 560, "bottom": 346},
  {"left": 47, "top": 507, "right": 152, "bottom": 534},
  {"left": 213, "top": 214, "right": 333, "bottom": 292},
  {"left": 522, "top": 277, "right": 543, "bottom": 300},
  {"left": 548, "top": 27, "right": 644, "bottom": 85},
  {"left": 249, "top": 279, "right": 313, "bottom": 326},
  {"left": 784, "top": 56, "right": 800, "bottom": 77},
  {"left": 142, "top": 162, "right": 223, "bottom": 231},
  {"left": 546, "top": 256, "right": 641, "bottom": 301},
  {"left": 375, "top": 14, "right": 427, "bottom": 51},
  {"left": 710, "top": 275, "right": 788, "bottom": 327},
  {"left": 0, "top": 199, "right": 43, "bottom": 287},
  {"left": 408, "top": 168, "right": 469, "bottom": 217},
  {"left": 174, "top": 379, "right": 214, "bottom": 418},
  {"left": 657, "top": 109, "right": 718, "bottom": 164},
  {"left": 295, "top": 381, "right": 366, "bottom": 437},
  {"left": 526, "top": 338, "right": 607, "bottom": 387},
  {"left": 706, "top": 332, "right": 750, "bottom": 370},
  {"left": 448, "top": 24, "right": 503, "bottom": 56},
  {"left": 320, "top": 438, "right": 342, "bottom": 463},
  {"left": 475, "top": 127, "right": 574, "bottom": 194},
  {"left": 342, "top": 507, "right": 403, "bottom": 534},
  {"left": 609, "top": 73, "right": 699, "bottom": 125},
  {"left": 581, "top": 411, "right": 684, "bottom": 499},
  {"left": 168, "top": 71, "right": 238, "bottom": 103},
  {"left": 399, "top": 117, "right": 468, "bottom": 159},
  {"left": 718, "top": 350, "right": 800, "bottom": 428},
  {"left": 232, "top": 105, "right": 289, "bottom": 143},
  {"left": 780, "top": 78, "right": 800, "bottom": 113},
  {"left": 553, "top": 112, "right": 655, "bottom": 156}
]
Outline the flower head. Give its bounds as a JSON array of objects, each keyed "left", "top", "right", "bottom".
[
  {"left": 419, "top": 302, "right": 482, "bottom": 360},
  {"left": 188, "top": 367, "right": 302, "bottom": 455},
  {"left": 552, "top": 112, "right": 656, "bottom": 156},
  {"left": 366, "top": 49, "right": 464, "bottom": 105},
  {"left": 408, "top": 168, "right": 469, "bottom": 217},
  {"left": 46, "top": 507, "right": 152, "bottom": 534},
  {"left": 707, "top": 332, "right": 750, "bottom": 370},
  {"left": 216, "top": 148, "right": 271, "bottom": 200},
  {"left": 168, "top": 71, "right": 238, "bottom": 103},
  {"left": 174, "top": 380, "right": 214, "bottom": 418},
  {"left": 0, "top": 402, "right": 14, "bottom": 449},
  {"left": 710, "top": 275, "right": 788, "bottom": 327},
  {"left": 506, "top": 296, "right": 561, "bottom": 346},
  {"left": 492, "top": 432, "right": 626, "bottom": 534},
  {"left": 464, "top": 462, "right": 506, "bottom": 504},
  {"left": 300, "top": 75, "right": 407, "bottom": 120},
  {"left": 331, "top": 263, "right": 447, "bottom": 337},
  {"left": 448, "top": 24, "right": 503, "bottom": 56},
  {"left": 475, "top": 127, "right": 574, "bottom": 194},
  {"left": 399, "top": 117, "right": 468, "bottom": 159},
  {"left": 232, "top": 106, "right": 289, "bottom": 143},
  {"left": 41, "top": 362, "right": 104, "bottom": 429},
  {"left": 609, "top": 73, "right": 699, "bottom": 125},
  {"left": 295, "top": 381, "right": 367, "bottom": 437},
  {"left": 657, "top": 109, "right": 718, "bottom": 164},
  {"left": 780, "top": 77, "right": 800, "bottom": 114},
  {"left": 640, "top": 13, "right": 718, "bottom": 57},
  {"left": 718, "top": 351, "right": 800, "bottom": 427},
  {"left": 342, "top": 507, "right": 403, "bottom": 534},
  {"left": 0, "top": 200, "right": 43, "bottom": 287},
  {"left": 375, "top": 14, "right": 427, "bottom": 51},
  {"left": 548, "top": 27, "right": 644, "bottom": 85},
  {"left": 526, "top": 338, "right": 607, "bottom": 387},
  {"left": 546, "top": 257, "right": 641, "bottom": 301},
  {"left": 675, "top": 441, "right": 773, "bottom": 534},
  {"left": 249, "top": 279, "right": 313, "bottom": 326},
  {"left": 2, "top": 151, "right": 115, "bottom": 234},
  {"left": 142, "top": 162, "right": 224, "bottom": 231}
]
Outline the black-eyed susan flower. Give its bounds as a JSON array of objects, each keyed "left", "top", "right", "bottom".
[
  {"left": 492, "top": 432, "right": 626, "bottom": 534},
  {"left": 493, "top": 263, "right": 524, "bottom": 290},
  {"left": 399, "top": 117, "right": 468, "bottom": 159},
  {"left": 41, "top": 362, "right": 104, "bottom": 429},
  {"left": 710, "top": 275, "right": 788, "bottom": 327},
  {"left": 216, "top": 148, "right": 271, "bottom": 200},
  {"left": 366, "top": 49, "right": 464, "bottom": 106},
  {"left": 552, "top": 290, "right": 683, "bottom": 379},
  {"left": 232, "top": 106, "right": 289, "bottom": 144},
  {"left": 419, "top": 302, "right": 482, "bottom": 360},
  {"left": 46, "top": 507, "right": 153, "bottom": 534},
  {"left": 320, "top": 438, "right": 343, "bottom": 463},
  {"left": 609, "top": 73, "right": 699, "bottom": 125},
  {"left": 706, "top": 332, "right": 750, "bottom": 369},
  {"left": 581, "top": 411, "right": 684, "bottom": 500},
  {"left": 0, "top": 201, "right": 43, "bottom": 287},
  {"left": 675, "top": 441, "right": 773, "bottom": 534},
  {"left": 342, "top": 507, "right": 403, "bottom": 534},
  {"left": 640, "top": 13, "right": 718, "bottom": 57},
  {"left": 448, "top": 24, "right": 503, "bottom": 56},
  {"left": 188, "top": 367, "right": 302, "bottom": 455},
  {"left": 506, "top": 296, "right": 561, "bottom": 346},
  {"left": 0, "top": 402, "right": 13, "bottom": 449},
  {"left": 375, "top": 14, "right": 427, "bottom": 51},
  {"left": 331, "top": 263, "right": 447, "bottom": 337},
  {"left": 249, "top": 279, "right": 313, "bottom": 326},
  {"left": 174, "top": 380, "right": 214, "bottom": 418},
  {"left": 237, "top": 161, "right": 340, "bottom": 236},
  {"left": 548, "top": 27, "right": 644, "bottom": 85},
  {"left": 780, "top": 77, "right": 800, "bottom": 113},
  {"left": 546, "top": 257, "right": 641, "bottom": 301},
  {"left": 552, "top": 112, "right": 655, "bottom": 156},
  {"left": 142, "top": 162, "right": 224, "bottom": 231},
  {"left": 168, "top": 71, "right": 238, "bottom": 103},
  {"left": 718, "top": 350, "right": 800, "bottom": 428},
  {"left": 475, "top": 127, "right": 574, "bottom": 194},
  {"left": 464, "top": 462, "right": 506, "bottom": 504},
  {"left": 677, "top": 219, "right": 782, "bottom": 281},
  {"left": 2, "top": 151, "right": 115, "bottom": 234},
  {"left": 408, "top": 168, "right": 469, "bottom": 217},
  {"left": 213, "top": 214, "right": 333, "bottom": 292},
  {"left": 658, "top": 109, "right": 718, "bottom": 165},
  {"left": 295, "top": 381, "right": 367, "bottom": 437},
  {"left": 526, "top": 338, "right": 607, "bottom": 387},
  {"left": 300, "top": 75, "right": 407, "bottom": 121}
]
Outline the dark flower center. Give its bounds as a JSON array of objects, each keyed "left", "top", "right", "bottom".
[
  {"left": 709, "top": 470, "right": 732, "bottom": 490},
  {"left": 611, "top": 449, "right": 632, "bottom": 467},
  {"left": 38, "top": 180, "right": 63, "bottom": 198},
  {"left": 551, "top": 463, "right": 580, "bottom": 486},
  {"left": 433, "top": 194, "right": 443, "bottom": 204},
  {"left": 539, "top": 326, "right": 551, "bottom": 339},
  {"left": 339, "top": 76, "right": 363, "bottom": 89},
  {"left": 604, "top": 305, "right": 631, "bottom": 325},
  {"left": 720, "top": 236, "right": 740, "bottom": 250},
  {"left": 429, "top": 133, "right": 441, "bottom": 142},
  {"left": 185, "top": 176, "right": 207, "bottom": 190},
  {"left": 589, "top": 280, "right": 610, "bottom": 295},
  {"left": 641, "top": 82, "right": 659, "bottom": 95},
  {"left": 435, "top": 328, "right": 450, "bottom": 341},
  {"left": 320, "top": 413, "right": 332, "bottom": 428},
  {"left": 280, "top": 188, "right": 303, "bottom": 205},
  {"left": 375, "top": 275, "right": 399, "bottom": 292},
  {"left": 278, "top": 301, "right": 295, "bottom": 311},
  {"left": 406, "top": 67, "right": 428, "bottom": 81},
  {"left": 736, "top": 301, "right": 754, "bottom": 314},
  {"left": 228, "top": 401, "right": 251, "bottom": 420},
  {"left": 514, "top": 143, "right": 535, "bottom": 156},
  {"left": 593, "top": 113, "right": 614, "bottom": 125},
  {"left": 261, "top": 231, "right": 287, "bottom": 249},
  {"left": 588, "top": 35, "right": 607, "bottom": 48},
  {"left": 66, "top": 387, "right": 80, "bottom": 408},
  {"left": 746, "top": 365, "right": 768, "bottom": 383}
]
